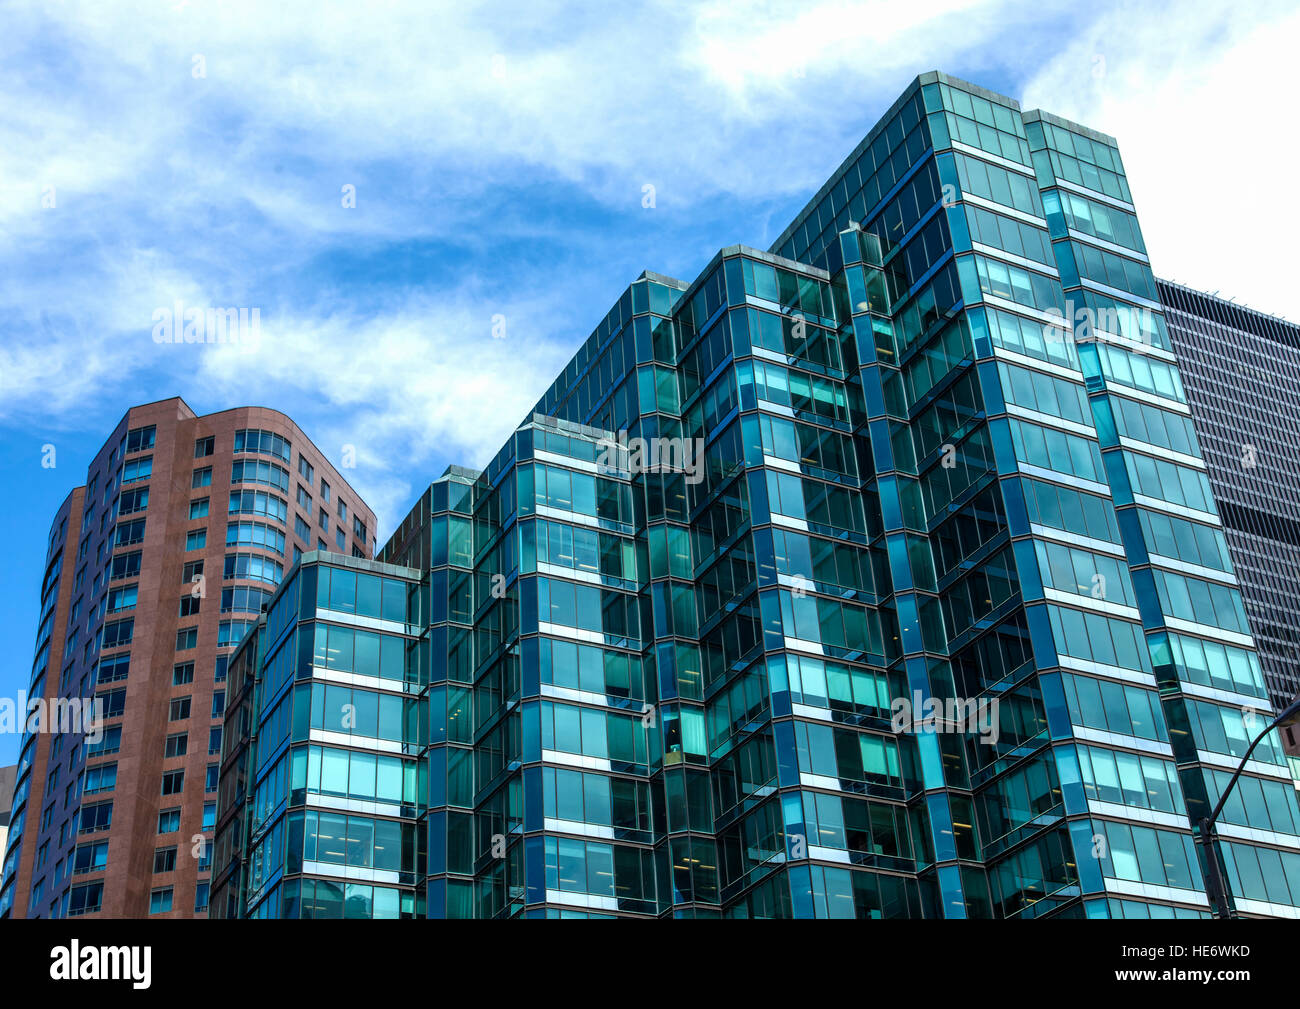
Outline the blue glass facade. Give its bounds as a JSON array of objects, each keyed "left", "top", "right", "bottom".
[
  {"left": 211, "top": 553, "right": 425, "bottom": 919},
  {"left": 216, "top": 72, "right": 1300, "bottom": 919}
]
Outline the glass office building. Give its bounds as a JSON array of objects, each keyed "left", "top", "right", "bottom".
[
  {"left": 217, "top": 72, "right": 1300, "bottom": 918},
  {"left": 209, "top": 553, "right": 424, "bottom": 920}
]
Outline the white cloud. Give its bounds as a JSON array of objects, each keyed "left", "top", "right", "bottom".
[
  {"left": 0, "top": 0, "right": 1037, "bottom": 239},
  {"left": 687, "top": 0, "right": 993, "bottom": 98},
  {"left": 1022, "top": 0, "right": 1300, "bottom": 320},
  {"left": 1, "top": 0, "right": 1297, "bottom": 544},
  {"left": 194, "top": 286, "right": 575, "bottom": 533}
]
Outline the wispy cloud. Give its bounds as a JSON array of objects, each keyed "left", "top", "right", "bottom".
[
  {"left": 196, "top": 285, "right": 578, "bottom": 524},
  {"left": 1022, "top": 0, "right": 1300, "bottom": 321},
  {"left": 1, "top": 0, "right": 1294, "bottom": 536}
]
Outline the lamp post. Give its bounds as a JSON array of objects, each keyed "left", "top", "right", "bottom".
[{"left": 1199, "top": 695, "right": 1300, "bottom": 919}]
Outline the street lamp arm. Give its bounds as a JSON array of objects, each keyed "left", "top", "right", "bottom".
[
  {"left": 1197, "top": 696, "right": 1300, "bottom": 918},
  {"left": 1205, "top": 718, "right": 1276, "bottom": 829}
]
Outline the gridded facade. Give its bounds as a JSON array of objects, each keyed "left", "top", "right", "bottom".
[
  {"left": 1157, "top": 280, "right": 1300, "bottom": 715},
  {"left": 209, "top": 553, "right": 423, "bottom": 920},
  {"left": 217, "top": 72, "right": 1300, "bottom": 919},
  {"left": 2, "top": 398, "right": 375, "bottom": 919}
]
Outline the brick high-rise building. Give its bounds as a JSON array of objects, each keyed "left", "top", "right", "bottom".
[{"left": 0, "top": 397, "right": 376, "bottom": 918}]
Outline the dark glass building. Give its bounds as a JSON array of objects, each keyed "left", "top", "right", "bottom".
[
  {"left": 1157, "top": 280, "right": 1300, "bottom": 720},
  {"left": 216, "top": 72, "right": 1300, "bottom": 919}
]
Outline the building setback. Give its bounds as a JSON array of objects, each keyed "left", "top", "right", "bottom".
[
  {"left": 1, "top": 398, "right": 376, "bottom": 918},
  {"left": 1157, "top": 280, "right": 1300, "bottom": 723},
  {"left": 213, "top": 71, "right": 1300, "bottom": 918}
]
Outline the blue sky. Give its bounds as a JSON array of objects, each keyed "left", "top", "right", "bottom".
[{"left": 2, "top": 0, "right": 1298, "bottom": 764}]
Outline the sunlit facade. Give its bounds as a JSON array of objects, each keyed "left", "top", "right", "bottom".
[{"left": 216, "top": 72, "right": 1300, "bottom": 919}]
